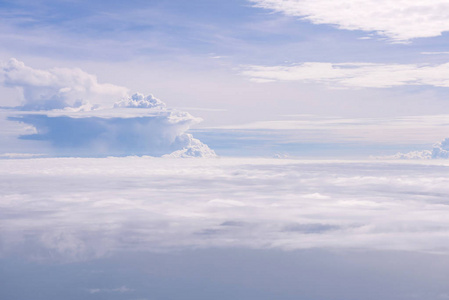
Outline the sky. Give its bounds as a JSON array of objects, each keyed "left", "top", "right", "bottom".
[
  {"left": 2, "top": 0, "right": 449, "bottom": 157},
  {"left": 3, "top": 1, "right": 449, "bottom": 300}
]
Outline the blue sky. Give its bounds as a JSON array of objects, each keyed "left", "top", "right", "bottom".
[{"left": 3, "top": 0, "right": 449, "bottom": 157}]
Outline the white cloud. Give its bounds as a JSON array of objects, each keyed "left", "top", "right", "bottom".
[
  {"left": 3, "top": 157, "right": 449, "bottom": 261},
  {"left": 213, "top": 114, "right": 449, "bottom": 144},
  {"left": 114, "top": 93, "right": 166, "bottom": 109},
  {"left": 389, "top": 138, "right": 449, "bottom": 160},
  {"left": 1, "top": 58, "right": 129, "bottom": 110},
  {"left": 250, "top": 0, "right": 449, "bottom": 42},
  {"left": 162, "top": 134, "right": 217, "bottom": 158},
  {"left": 388, "top": 150, "right": 432, "bottom": 160},
  {"left": 421, "top": 52, "right": 449, "bottom": 55},
  {"left": 0, "top": 153, "right": 44, "bottom": 158},
  {"left": 0, "top": 59, "right": 216, "bottom": 157},
  {"left": 242, "top": 62, "right": 449, "bottom": 88}
]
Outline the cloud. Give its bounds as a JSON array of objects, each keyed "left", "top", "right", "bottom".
[
  {"left": 88, "top": 286, "right": 134, "bottom": 294},
  {"left": 242, "top": 62, "right": 449, "bottom": 88},
  {"left": 249, "top": 0, "right": 449, "bottom": 42},
  {"left": 421, "top": 52, "right": 449, "bottom": 55},
  {"left": 114, "top": 93, "right": 166, "bottom": 109},
  {"left": 389, "top": 138, "right": 449, "bottom": 160},
  {"left": 8, "top": 111, "right": 212, "bottom": 157},
  {"left": 210, "top": 114, "right": 449, "bottom": 144},
  {"left": 1, "top": 58, "right": 129, "bottom": 110},
  {"left": 0, "top": 59, "right": 216, "bottom": 157},
  {"left": 0, "top": 153, "right": 44, "bottom": 158},
  {"left": 162, "top": 134, "right": 217, "bottom": 158},
  {"left": 3, "top": 157, "right": 449, "bottom": 261}
]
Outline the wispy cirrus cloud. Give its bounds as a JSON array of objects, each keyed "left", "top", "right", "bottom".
[
  {"left": 242, "top": 62, "right": 449, "bottom": 88},
  {"left": 249, "top": 0, "right": 449, "bottom": 42}
]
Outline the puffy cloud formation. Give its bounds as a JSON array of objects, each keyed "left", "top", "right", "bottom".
[
  {"left": 163, "top": 134, "right": 217, "bottom": 158},
  {"left": 243, "top": 62, "right": 449, "bottom": 88},
  {"left": 0, "top": 59, "right": 215, "bottom": 157},
  {"left": 114, "top": 93, "right": 166, "bottom": 109},
  {"left": 392, "top": 138, "right": 449, "bottom": 159},
  {"left": 391, "top": 150, "right": 432, "bottom": 160},
  {"left": 432, "top": 138, "right": 449, "bottom": 158},
  {"left": 1, "top": 58, "right": 129, "bottom": 110},
  {"left": 250, "top": 0, "right": 449, "bottom": 42},
  {"left": 3, "top": 157, "right": 449, "bottom": 261}
]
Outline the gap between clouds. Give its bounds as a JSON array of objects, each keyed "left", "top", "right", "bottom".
[
  {"left": 250, "top": 0, "right": 449, "bottom": 42},
  {"left": 0, "top": 59, "right": 216, "bottom": 157}
]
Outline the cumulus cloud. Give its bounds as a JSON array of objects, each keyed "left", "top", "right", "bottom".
[
  {"left": 8, "top": 111, "right": 214, "bottom": 157},
  {"left": 163, "top": 134, "right": 217, "bottom": 158},
  {"left": 250, "top": 0, "right": 449, "bottom": 42},
  {"left": 0, "top": 59, "right": 215, "bottom": 157},
  {"left": 3, "top": 157, "right": 449, "bottom": 261},
  {"left": 390, "top": 138, "right": 449, "bottom": 159},
  {"left": 1, "top": 58, "right": 129, "bottom": 110},
  {"left": 114, "top": 93, "right": 166, "bottom": 109},
  {"left": 242, "top": 62, "right": 449, "bottom": 88}
]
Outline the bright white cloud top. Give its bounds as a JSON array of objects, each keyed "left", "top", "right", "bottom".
[
  {"left": 0, "top": 59, "right": 216, "bottom": 157},
  {"left": 1, "top": 58, "right": 129, "bottom": 110},
  {"left": 250, "top": 0, "right": 449, "bottom": 42}
]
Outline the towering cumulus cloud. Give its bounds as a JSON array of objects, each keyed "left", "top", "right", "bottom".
[
  {"left": 2, "top": 58, "right": 129, "bottom": 110},
  {"left": 0, "top": 59, "right": 216, "bottom": 157}
]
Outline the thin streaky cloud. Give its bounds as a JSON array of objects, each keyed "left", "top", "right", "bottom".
[
  {"left": 242, "top": 62, "right": 449, "bottom": 88},
  {"left": 421, "top": 52, "right": 449, "bottom": 55}
]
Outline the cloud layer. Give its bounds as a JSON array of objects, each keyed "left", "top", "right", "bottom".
[
  {"left": 243, "top": 62, "right": 449, "bottom": 88},
  {"left": 250, "top": 0, "right": 449, "bottom": 42},
  {"left": 0, "top": 59, "right": 215, "bottom": 157},
  {"left": 3, "top": 157, "right": 449, "bottom": 261}
]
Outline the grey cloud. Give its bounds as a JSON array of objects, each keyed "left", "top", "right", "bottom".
[
  {"left": 283, "top": 223, "right": 340, "bottom": 234},
  {"left": 9, "top": 112, "right": 213, "bottom": 157},
  {"left": 88, "top": 286, "right": 134, "bottom": 294}
]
